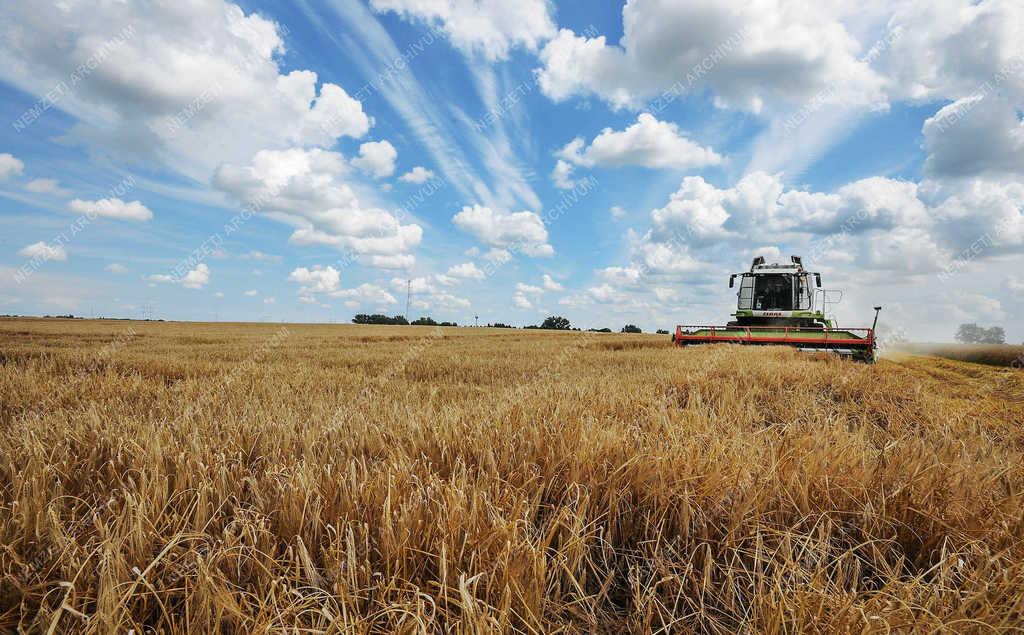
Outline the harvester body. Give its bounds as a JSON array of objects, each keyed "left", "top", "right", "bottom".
[{"left": 674, "top": 256, "right": 879, "bottom": 362}]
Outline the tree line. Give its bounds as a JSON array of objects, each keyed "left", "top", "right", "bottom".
[
  {"left": 352, "top": 314, "right": 660, "bottom": 333},
  {"left": 955, "top": 323, "right": 1006, "bottom": 345},
  {"left": 351, "top": 314, "right": 460, "bottom": 326}
]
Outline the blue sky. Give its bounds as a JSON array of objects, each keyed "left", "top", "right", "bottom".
[{"left": 1, "top": 0, "right": 1022, "bottom": 340}]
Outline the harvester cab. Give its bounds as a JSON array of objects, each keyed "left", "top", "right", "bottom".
[
  {"left": 674, "top": 255, "right": 880, "bottom": 362},
  {"left": 727, "top": 255, "right": 830, "bottom": 329}
]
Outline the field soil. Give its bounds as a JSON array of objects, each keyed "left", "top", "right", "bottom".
[{"left": 2, "top": 318, "right": 1023, "bottom": 632}]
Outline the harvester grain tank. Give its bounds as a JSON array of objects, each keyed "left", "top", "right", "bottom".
[{"left": 673, "top": 255, "right": 881, "bottom": 362}]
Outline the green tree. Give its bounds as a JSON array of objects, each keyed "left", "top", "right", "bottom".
[
  {"left": 621, "top": 324, "right": 641, "bottom": 333},
  {"left": 956, "top": 323, "right": 983, "bottom": 343},
  {"left": 983, "top": 326, "right": 1006, "bottom": 344},
  {"left": 540, "top": 315, "right": 571, "bottom": 330}
]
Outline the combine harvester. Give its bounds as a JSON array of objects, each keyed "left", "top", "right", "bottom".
[{"left": 674, "top": 256, "right": 881, "bottom": 362}]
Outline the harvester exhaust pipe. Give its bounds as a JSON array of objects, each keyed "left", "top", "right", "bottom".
[{"left": 871, "top": 306, "right": 882, "bottom": 332}]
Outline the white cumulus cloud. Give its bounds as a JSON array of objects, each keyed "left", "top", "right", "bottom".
[
  {"left": 452, "top": 204, "right": 554, "bottom": 257},
  {"left": 214, "top": 148, "right": 421, "bottom": 266},
  {"left": 18, "top": 241, "right": 66, "bottom": 261},
  {"left": 390, "top": 276, "right": 470, "bottom": 311},
  {"left": 180, "top": 264, "right": 210, "bottom": 289},
  {"left": 351, "top": 140, "right": 398, "bottom": 179},
  {"left": 558, "top": 114, "right": 721, "bottom": 170},
  {"left": 148, "top": 264, "right": 210, "bottom": 289},
  {"left": 399, "top": 166, "right": 435, "bottom": 183},
  {"left": 516, "top": 283, "right": 544, "bottom": 295},
  {"left": 415, "top": 291, "right": 471, "bottom": 311},
  {"left": 551, "top": 160, "right": 576, "bottom": 189},
  {"left": 447, "top": 262, "right": 486, "bottom": 280},
  {"left": 69, "top": 198, "right": 153, "bottom": 221},
  {"left": 0, "top": 153, "right": 23, "bottom": 180},
  {"left": 542, "top": 274, "right": 563, "bottom": 291},
  {"left": 923, "top": 94, "right": 1024, "bottom": 179},
  {"left": 513, "top": 293, "right": 533, "bottom": 309},
  {"left": 536, "top": 1, "right": 885, "bottom": 112},
  {"left": 370, "top": 0, "right": 556, "bottom": 61},
  {"left": 646, "top": 172, "right": 930, "bottom": 246},
  {"left": 289, "top": 265, "right": 341, "bottom": 293},
  {"left": 0, "top": 2, "right": 372, "bottom": 178},
  {"left": 873, "top": 1, "right": 1024, "bottom": 105},
  {"left": 331, "top": 283, "right": 398, "bottom": 305},
  {"left": 482, "top": 248, "right": 512, "bottom": 263}
]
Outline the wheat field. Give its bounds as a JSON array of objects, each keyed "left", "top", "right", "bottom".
[
  {"left": 1, "top": 317, "right": 1023, "bottom": 633},
  {"left": 890, "top": 343, "right": 1024, "bottom": 369}
]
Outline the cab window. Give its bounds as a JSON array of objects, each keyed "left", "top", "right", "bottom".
[
  {"left": 753, "top": 274, "right": 793, "bottom": 310},
  {"left": 737, "top": 276, "right": 754, "bottom": 309}
]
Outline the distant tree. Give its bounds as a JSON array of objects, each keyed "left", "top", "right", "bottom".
[
  {"left": 956, "top": 323, "right": 983, "bottom": 343},
  {"left": 588, "top": 327, "right": 612, "bottom": 333},
  {"left": 621, "top": 324, "right": 641, "bottom": 333},
  {"left": 487, "top": 322, "right": 515, "bottom": 328},
  {"left": 956, "top": 323, "right": 1006, "bottom": 344},
  {"left": 439, "top": 321, "right": 458, "bottom": 327},
  {"left": 411, "top": 316, "right": 438, "bottom": 326},
  {"left": 540, "top": 315, "right": 571, "bottom": 330},
  {"left": 656, "top": 329, "right": 669, "bottom": 335},
  {"left": 985, "top": 326, "right": 1006, "bottom": 344}
]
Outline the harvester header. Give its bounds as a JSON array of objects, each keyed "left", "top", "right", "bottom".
[{"left": 674, "top": 255, "right": 880, "bottom": 362}]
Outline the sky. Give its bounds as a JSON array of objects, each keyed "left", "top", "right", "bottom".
[{"left": 0, "top": 0, "right": 1022, "bottom": 341}]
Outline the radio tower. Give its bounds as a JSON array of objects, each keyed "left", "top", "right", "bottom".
[{"left": 404, "top": 278, "right": 412, "bottom": 320}]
